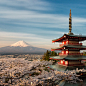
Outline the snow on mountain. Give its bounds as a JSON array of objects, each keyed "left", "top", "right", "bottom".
[
  {"left": 11, "top": 41, "right": 30, "bottom": 47},
  {"left": 0, "top": 41, "right": 48, "bottom": 54}
]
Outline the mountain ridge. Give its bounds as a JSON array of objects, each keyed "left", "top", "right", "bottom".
[{"left": 0, "top": 41, "right": 48, "bottom": 54}]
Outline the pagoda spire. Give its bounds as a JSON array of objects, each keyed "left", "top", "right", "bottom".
[{"left": 68, "top": 9, "right": 73, "bottom": 35}]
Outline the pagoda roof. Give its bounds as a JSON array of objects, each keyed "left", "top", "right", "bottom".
[
  {"left": 51, "top": 45, "right": 86, "bottom": 51},
  {"left": 64, "top": 56, "right": 86, "bottom": 60},
  {"left": 49, "top": 56, "right": 64, "bottom": 60},
  {"left": 52, "top": 34, "right": 86, "bottom": 43},
  {"left": 50, "top": 56, "right": 86, "bottom": 60}
]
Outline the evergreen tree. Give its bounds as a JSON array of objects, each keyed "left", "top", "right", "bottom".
[
  {"left": 51, "top": 51, "right": 57, "bottom": 56},
  {"left": 42, "top": 50, "right": 57, "bottom": 61}
]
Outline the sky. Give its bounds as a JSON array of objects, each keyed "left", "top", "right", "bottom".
[{"left": 0, "top": 0, "right": 86, "bottom": 49}]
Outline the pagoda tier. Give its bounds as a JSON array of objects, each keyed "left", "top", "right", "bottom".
[
  {"left": 58, "top": 60, "right": 84, "bottom": 66},
  {"left": 51, "top": 45, "right": 86, "bottom": 51},
  {"left": 50, "top": 56, "right": 86, "bottom": 66},
  {"left": 52, "top": 34, "right": 86, "bottom": 43},
  {"left": 50, "top": 56, "right": 86, "bottom": 60}
]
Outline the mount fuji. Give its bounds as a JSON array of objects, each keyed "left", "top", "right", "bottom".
[
  {"left": 0, "top": 41, "right": 47, "bottom": 54},
  {"left": 11, "top": 41, "right": 30, "bottom": 47}
]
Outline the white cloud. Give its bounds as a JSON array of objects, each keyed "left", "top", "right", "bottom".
[
  {"left": 0, "top": 0, "right": 86, "bottom": 30},
  {"left": 0, "top": 0, "right": 86, "bottom": 49},
  {"left": 82, "top": 41, "right": 86, "bottom": 45},
  {"left": 0, "top": 30, "right": 86, "bottom": 49},
  {"left": 0, "top": 30, "right": 65, "bottom": 39},
  {"left": 0, "top": 7, "right": 86, "bottom": 30},
  {"left": 0, "top": 31, "right": 61, "bottom": 49},
  {"left": 0, "top": 9, "right": 69, "bottom": 29},
  {"left": 0, "top": 0, "right": 50, "bottom": 11}
]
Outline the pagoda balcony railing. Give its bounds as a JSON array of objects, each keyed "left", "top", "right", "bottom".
[
  {"left": 69, "top": 43, "right": 82, "bottom": 45},
  {"left": 59, "top": 53, "right": 83, "bottom": 56},
  {"left": 59, "top": 43, "right": 82, "bottom": 47},
  {"left": 58, "top": 61, "right": 68, "bottom": 66},
  {"left": 68, "top": 53, "right": 83, "bottom": 55},
  {"left": 59, "top": 53, "right": 68, "bottom": 56},
  {"left": 58, "top": 61, "right": 84, "bottom": 66}
]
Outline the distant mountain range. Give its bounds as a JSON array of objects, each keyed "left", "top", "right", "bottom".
[{"left": 0, "top": 41, "right": 48, "bottom": 54}]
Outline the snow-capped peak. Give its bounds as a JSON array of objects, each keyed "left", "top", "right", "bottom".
[{"left": 11, "top": 41, "right": 30, "bottom": 47}]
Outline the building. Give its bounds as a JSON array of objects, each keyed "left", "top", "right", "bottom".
[{"left": 50, "top": 9, "right": 86, "bottom": 67}]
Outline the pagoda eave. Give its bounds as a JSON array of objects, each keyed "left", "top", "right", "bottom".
[
  {"left": 50, "top": 56, "right": 86, "bottom": 60},
  {"left": 52, "top": 34, "right": 66, "bottom": 43},
  {"left": 52, "top": 34, "right": 86, "bottom": 43},
  {"left": 51, "top": 45, "right": 86, "bottom": 51}
]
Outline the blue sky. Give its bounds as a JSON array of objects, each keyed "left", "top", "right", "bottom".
[{"left": 0, "top": 0, "right": 86, "bottom": 49}]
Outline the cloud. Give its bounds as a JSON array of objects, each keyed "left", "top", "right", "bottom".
[
  {"left": 0, "top": 31, "right": 86, "bottom": 49},
  {"left": 73, "top": 17, "right": 86, "bottom": 25},
  {"left": 0, "top": 0, "right": 86, "bottom": 32},
  {"left": 0, "top": 7, "right": 86, "bottom": 31},
  {"left": 0, "top": 9, "right": 69, "bottom": 30},
  {"left": 0, "top": 31, "right": 65, "bottom": 40},
  {"left": 0, "top": 31, "right": 61, "bottom": 49},
  {"left": 0, "top": 0, "right": 86, "bottom": 49},
  {"left": 0, "top": 0, "right": 50, "bottom": 11}
]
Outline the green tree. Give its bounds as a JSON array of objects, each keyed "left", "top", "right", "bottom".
[
  {"left": 51, "top": 51, "right": 57, "bottom": 56},
  {"left": 45, "top": 50, "right": 50, "bottom": 61},
  {"left": 42, "top": 50, "right": 57, "bottom": 61},
  {"left": 83, "top": 52, "right": 86, "bottom": 56}
]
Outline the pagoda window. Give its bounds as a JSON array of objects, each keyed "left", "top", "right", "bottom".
[
  {"left": 61, "top": 60, "right": 63, "bottom": 64},
  {"left": 66, "top": 51, "right": 68, "bottom": 54},
  {"left": 64, "top": 35, "right": 66, "bottom": 38},
  {"left": 62, "top": 51, "right": 64, "bottom": 54},
  {"left": 64, "top": 51, "right": 66, "bottom": 54},
  {"left": 65, "top": 61, "right": 68, "bottom": 65},
  {"left": 63, "top": 60, "right": 65, "bottom": 65},
  {"left": 66, "top": 41, "right": 68, "bottom": 44}
]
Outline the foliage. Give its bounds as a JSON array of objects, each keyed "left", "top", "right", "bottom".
[
  {"left": 42, "top": 50, "right": 57, "bottom": 61},
  {"left": 5, "top": 78, "right": 9, "bottom": 83},
  {"left": 31, "top": 72, "right": 39, "bottom": 76},
  {"left": 83, "top": 52, "right": 86, "bottom": 56},
  {"left": 44, "top": 67, "right": 50, "bottom": 72}
]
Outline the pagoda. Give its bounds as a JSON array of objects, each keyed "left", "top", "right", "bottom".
[{"left": 50, "top": 9, "right": 86, "bottom": 67}]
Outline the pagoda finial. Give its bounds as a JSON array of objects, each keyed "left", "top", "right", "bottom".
[
  {"left": 69, "top": 9, "right": 72, "bottom": 33},
  {"left": 70, "top": 9, "right": 71, "bottom": 17},
  {"left": 68, "top": 9, "right": 73, "bottom": 35}
]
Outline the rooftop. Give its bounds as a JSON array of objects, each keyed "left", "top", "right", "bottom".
[{"left": 52, "top": 34, "right": 86, "bottom": 43}]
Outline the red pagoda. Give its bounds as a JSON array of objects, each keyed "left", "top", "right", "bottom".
[{"left": 50, "top": 9, "right": 86, "bottom": 67}]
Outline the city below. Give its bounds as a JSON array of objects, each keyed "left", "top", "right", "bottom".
[
  {"left": 0, "top": 54, "right": 43, "bottom": 61},
  {"left": 0, "top": 53, "right": 85, "bottom": 86}
]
